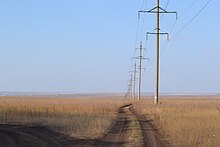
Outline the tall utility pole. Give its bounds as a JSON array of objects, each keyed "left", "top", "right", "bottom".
[
  {"left": 139, "top": 0, "right": 177, "bottom": 104},
  {"left": 133, "top": 62, "right": 137, "bottom": 99},
  {"left": 138, "top": 41, "right": 143, "bottom": 101},
  {"left": 155, "top": 0, "right": 160, "bottom": 104}
]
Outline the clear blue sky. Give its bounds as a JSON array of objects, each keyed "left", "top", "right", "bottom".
[{"left": 0, "top": 0, "right": 219, "bottom": 94}]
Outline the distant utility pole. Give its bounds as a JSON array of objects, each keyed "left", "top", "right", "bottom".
[
  {"left": 133, "top": 62, "right": 137, "bottom": 99},
  {"left": 133, "top": 41, "right": 147, "bottom": 101},
  {"left": 139, "top": 0, "right": 177, "bottom": 104},
  {"left": 129, "top": 71, "right": 133, "bottom": 99},
  {"left": 127, "top": 87, "right": 131, "bottom": 99},
  {"left": 138, "top": 42, "right": 143, "bottom": 101}
]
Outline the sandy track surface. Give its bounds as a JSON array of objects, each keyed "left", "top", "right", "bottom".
[{"left": 0, "top": 104, "right": 170, "bottom": 147}]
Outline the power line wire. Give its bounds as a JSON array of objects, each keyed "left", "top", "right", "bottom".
[
  {"left": 141, "top": 0, "right": 147, "bottom": 10},
  {"left": 134, "top": 19, "right": 140, "bottom": 48},
  {"left": 173, "top": 0, "right": 213, "bottom": 38},
  {"left": 179, "top": 0, "right": 199, "bottom": 18},
  {"left": 134, "top": 0, "right": 148, "bottom": 51},
  {"left": 160, "top": 0, "right": 213, "bottom": 60},
  {"left": 160, "top": 0, "right": 171, "bottom": 21},
  {"left": 169, "top": 0, "right": 199, "bottom": 36},
  {"left": 129, "top": 0, "right": 148, "bottom": 95}
]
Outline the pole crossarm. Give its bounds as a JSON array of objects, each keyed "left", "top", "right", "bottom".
[
  {"left": 131, "top": 65, "right": 138, "bottom": 74},
  {"left": 137, "top": 67, "right": 146, "bottom": 70},
  {"left": 138, "top": 7, "right": 177, "bottom": 19},
  {"left": 135, "top": 47, "right": 146, "bottom": 51},
  {"left": 147, "top": 32, "right": 169, "bottom": 40},
  {"left": 132, "top": 56, "right": 149, "bottom": 60}
]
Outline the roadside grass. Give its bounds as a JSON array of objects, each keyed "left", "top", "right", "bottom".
[
  {"left": 0, "top": 96, "right": 126, "bottom": 139},
  {"left": 135, "top": 97, "right": 220, "bottom": 147}
]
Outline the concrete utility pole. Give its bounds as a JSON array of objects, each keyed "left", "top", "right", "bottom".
[
  {"left": 133, "top": 41, "right": 147, "bottom": 101},
  {"left": 133, "top": 62, "right": 137, "bottom": 100},
  {"left": 138, "top": 41, "right": 143, "bottom": 101},
  {"left": 155, "top": 0, "right": 160, "bottom": 104},
  {"left": 139, "top": 0, "right": 177, "bottom": 104}
]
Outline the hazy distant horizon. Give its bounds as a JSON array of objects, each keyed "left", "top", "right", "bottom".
[{"left": 0, "top": 91, "right": 219, "bottom": 97}]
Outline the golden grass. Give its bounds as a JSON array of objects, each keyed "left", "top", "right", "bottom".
[
  {"left": 135, "top": 96, "right": 220, "bottom": 147},
  {"left": 2, "top": 95, "right": 219, "bottom": 146},
  {"left": 0, "top": 96, "right": 126, "bottom": 139}
]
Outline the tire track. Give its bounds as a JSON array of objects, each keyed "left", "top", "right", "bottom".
[
  {"left": 129, "top": 106, "right": 170, "bottom": 147},
  {"left": 96, "top": 104, "right": 132, "bottom": 147}
]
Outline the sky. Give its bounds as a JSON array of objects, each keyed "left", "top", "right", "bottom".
[{"left": 0, "top": 0, "right": 219, "bottom": 94}]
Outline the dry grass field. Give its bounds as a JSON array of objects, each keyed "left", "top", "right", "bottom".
[
  {"left": 1, "top": 95, "right": 219, "bottom": 147},
  {"left": 135, "top": 96, "right": 220, "bottom": 147},
  {"left": 0, "top": 96, "right": 126, "bottom": 139}
]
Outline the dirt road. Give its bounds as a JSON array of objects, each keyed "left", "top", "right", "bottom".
[
  {"left": 130, "top": 106, "right": 170, "bottom": 147},
  {"left": 96, "top": 104, "right": 170, "bottom": 147},
  {"left": 0, "top": 104, "right": 170, "bottom": 147}
]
